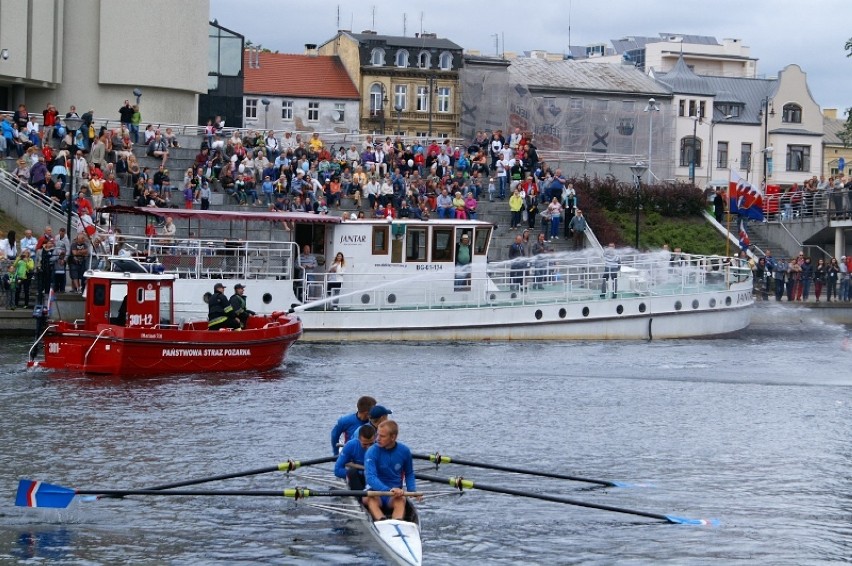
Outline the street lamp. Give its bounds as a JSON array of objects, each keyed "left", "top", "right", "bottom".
[
  {"left": 0, "top": 48, "right": 9, "bottom": 61},
  {"left": 629, "top": 162, "right": 648, "bottom": 250},
  {"left": 133, "top": 88, "right": 142, "bottom": 104},
  {"left": 759, "top": 97, "right": 775, "bottom": 186},
  {"left": 394, "top": 104, "right": 403, "bottom": 135},
  {"left": 380, "top": 89, "right": 388, "bottom": 135},
  {"left": 261, "top": 98, "right": 270, "bottom": 129},
  {"left": 643, "top": 98, "right": 660, "bottom": 182},
  {"left": 64, "top": 116, "right": 84, "bottom": 238},
  {"left": 689, "top": 114, "right": 702, "bottom": 186},
  {"left": 427, "top": 75, "right": 436, "bottom": 137}
]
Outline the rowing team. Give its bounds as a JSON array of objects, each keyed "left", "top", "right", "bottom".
[{"left": 331, "top": 396, "right": 421, "bottom": 521}]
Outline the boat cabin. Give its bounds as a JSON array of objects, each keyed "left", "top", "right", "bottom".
[{"left": 82, "top": 271, "right": 176, "bottom": 331}]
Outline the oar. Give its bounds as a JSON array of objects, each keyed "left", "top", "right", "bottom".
[
  {"left": 415, "top": 473, "right": 717, "bottom": 526},
  {"left": 111, "top": 456, "right": 338, "bottom": 495},
  {"left": 16, "top": 479, "right": 421, "bottom": 509},
  {"left": 413, "top": 453, "right": 631, "bottom": 487}
]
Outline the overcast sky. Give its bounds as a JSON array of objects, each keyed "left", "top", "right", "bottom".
[{"left": 210, "top": 0, "right": 852, "bottom": 116}]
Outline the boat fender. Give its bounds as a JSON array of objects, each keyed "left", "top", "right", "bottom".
[{"left": 648, "top": 318, "right": 653, "bottom": 341}]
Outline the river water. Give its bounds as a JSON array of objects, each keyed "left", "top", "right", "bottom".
[{"left": 0, "top": 303, "right": 850, "bottom": 565}]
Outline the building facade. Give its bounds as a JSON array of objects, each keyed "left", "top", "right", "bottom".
[
  {"left": 318, "top": 31, "right": 463, "bottom": 139},
  {"left": 0, "top": 0, "right": 208, "bottom": 124},
  {"left": 241, "top": 48, "right": 360, "bottom": 136}
]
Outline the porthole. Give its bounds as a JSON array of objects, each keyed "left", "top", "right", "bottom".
[
  {"left": 203, "top": 291, "right": 211, "bottom": 304},
  {"left": 582, "top": 306, "right": 590, "bottom": 317},
  {"left": 489, "top": 293, "right": 497, "bottom": 301},
  {"left": 674, "top": 301, "right": 682, "bottom": 311},
  {"left": 440, "top": 296, "right": 446, "bottom": 302},
  {"left": 616, "top": 305, "right": 624, "bottom": 315},
  {"left": 692, "top": 300, "right": 699, "bottom": 310},
  {"left": 262, "top": 292, "right": 272, "bottom": 304},
  {"left": 638, "top": 303, "right": 646, "bottom": 313},
  {"left": 725, "top": 296, "right": 732, "bottom": 306},
  {"left": 558, "top": 308, "right": 567, "bottom": 319},
  {"left": 709, "top": 298, "right": 717, "bottom": 307},
  {"left": 361, "top": 294, "right": 370, "bottom": 304},
  {"left": 510, "top": 292, "right": 518, "bottom": 299},
  {"left": 387, "top": 293, "right": 397, "bottom": 304},
  {"left": 535, "top": 309, "right": 543, "bottom": 320}
]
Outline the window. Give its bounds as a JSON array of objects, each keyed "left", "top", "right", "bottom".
[
  {"left": 333, "top": 103, "right": 345, "bottom": 122},
  {"left": 595, "top": 99, "right": 608, "bottom": 111},
  {"left": 716, "top": 142, "right": 728, "bottom": 169},
  {"left": 370, "top": 48, "right": 385, "bottom": 66},
  {"left": 474, "top": 228, "right": 491, "bottom": 256},
  {"left": 281, "top": 101, "right": 293, "bottom": 120},
  {"left": 679, "top": 100, "right": 686, "bottom": 117},
  {"left": 679, "top": 137, "right": 702, "bottom": 167},
  {"left": 370, "top": 84, "right": 385, "bottom": 115},
  {"left": 245, "top": 98, "right": 258, "bottom": 119},
  {"left": 431, "top": 227, "right": 454, "bottom": 262},
  {"left": 688, "top": 100, "right": 696, "bottom": 117},
  {"left": 418, "top": 51, "right": 431, "bottom": 69},
  {"left": 740, "top": 143, "right": 752, "bottom": 173},
  {"left": 570, "top": 98, "right": 583, "bottom": 111},
  {"left": 786, "top": 145, "right": 810, "bottom": 172},
  {"left": 406, "top": 227, "right": 427, "bottom": 261},
  {"left": 716, "top": 103, "right": 740, "bottom": 118},
  {"left": 415, "top": 131, "right": 428, "bottom": 138},
  {"left": 699, "top": 101, "right": 706, "bottom": 118},
  {"left": 437, "top": 87, "right": 450, "bottom": 113},
  {"left": 622, "top": 100, "right": 635, "bottom": 112},
  {"left": 439, "top": 51, "right": 452, "bottom": 70},
  {"left": 307, "top": 102, "right": 319, "bottom": 122},
  {"left": 372, "top": 226, "right": 389, "bottom": 254},
  {"left": 395, "top": 49, "right": 409, "bottom": 67},
  {"left": 782, "top": 103, "right": 802, "bottom": 124},
  {"left": 416, "top": 86, "right": 429, "bottom": 112},
  {"left": 394, "top": 85, "right": 407, "bottom": 111}
]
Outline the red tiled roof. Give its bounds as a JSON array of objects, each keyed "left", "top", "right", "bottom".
[{"left": 243, "top": 52, "right": 360, "bottom": 100}]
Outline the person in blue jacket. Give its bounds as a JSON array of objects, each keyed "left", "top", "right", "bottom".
[
  {"left": 364, "top": 420, "right": 419, "bottom": 521},
  {"left": 330, "top": 395, "right": 376, "bottom": 455},
  {"left": 334, "top": 424, "right": 376, "bottom": 490}
]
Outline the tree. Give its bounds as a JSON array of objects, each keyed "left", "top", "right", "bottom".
[
  {"left": 839, "top": 108, "right": 852, "bottom": 148},
  {"left": 847, "top": 37, "right": 852, "bottom": 56}
]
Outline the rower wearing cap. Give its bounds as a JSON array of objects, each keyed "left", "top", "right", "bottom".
[
  {"left": 229, "top": 283, "right": 256, "bottom": 328},
  {"left": 331, "top": 396, "right": 376, "bottom": 455},
  {"left": 208, "top": 282, "right": 240, "bottom": 331},
  {"left": 369, "top": 405, "right": 393, "bottom": 428},
  {"left": 334, "top": 424, "right": 376, "bottom": 490}
]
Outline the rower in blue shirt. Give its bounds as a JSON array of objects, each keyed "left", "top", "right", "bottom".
[
  {"left": 334, "top": 424, "right": 376, "bottom": 490},
  {"left": 330, "top": 395, "right": 376, "bottom": 455},
  {"left": 364, "top": 420, "right": 420, "bottom": 521}
]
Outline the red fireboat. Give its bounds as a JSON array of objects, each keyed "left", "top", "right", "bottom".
[{"left": 28, "top": 270, "right": 302, "bottom": 376}]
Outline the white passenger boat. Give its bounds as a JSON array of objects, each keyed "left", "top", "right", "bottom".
[{"left": 93, "top": 207, "right": 753, "bottom": 341}]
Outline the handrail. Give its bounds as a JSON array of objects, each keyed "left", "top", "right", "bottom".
[
  {"left": 83, "top": 327, "right": 114, "bottom": 367},
  {"left": 28, "top": 323, "right": 58, "bottom": 362},
  {"left": 0, "top": 167, "right": 71, "bottom": 226}
]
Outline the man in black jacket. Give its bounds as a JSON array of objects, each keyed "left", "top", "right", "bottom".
[
  {"left": 229, "top": 283, "right": 255, "bottom": 328},
  {"left": 208, "top": 283, "right": 240, "bottom": 330}
]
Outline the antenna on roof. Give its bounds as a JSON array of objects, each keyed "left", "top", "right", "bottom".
[
  {"left": 420, "top": 11, "right": 424, "bottom": 35},
  {"left": 403, "top": 13, "right": 407, "bottom": 36},
  {"left": 568, "top": 0, "right": 572, "bottom": 51},
  {"left": 491, "top": 34, "right": 499, "bottom": 57},
  {"left": 336, "top": 5, "right": 340, "bottom": 29},
  {"left": 371, "top": 5, "right": 376, "bottom": 31}
]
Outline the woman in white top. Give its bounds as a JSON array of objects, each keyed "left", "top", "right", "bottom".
[
  {"left": 327, "top": 252, "right": 346, "bottom": 308},
  {"left": 546, "top": 197, "right": 564, "bottom": 241},
  {"left": 1, "top": 230, "right": 18, "bottom": 261}
]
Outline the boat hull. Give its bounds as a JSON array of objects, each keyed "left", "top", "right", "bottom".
[
  {"left": 360, "top": 500, "right": 422, "bottom": 566},
  {"left": 36, "top": 318, "right": 302, "bottom": 376}
]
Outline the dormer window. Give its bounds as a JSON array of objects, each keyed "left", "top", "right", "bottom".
[
  {"left": 395, "top": 49, "right": 409, "bottom": 67},
  {"left": 371, "top": 48, "right": 385, "bottom": 66},
  {"left": 439, "top": 51, "right": 452, "bottom": 70},
  {"left": 782, "top": 103, "right": 802, "bottom": 124},
  {"left": 418, "top": 51, "right": 431, "bottom": 69}
]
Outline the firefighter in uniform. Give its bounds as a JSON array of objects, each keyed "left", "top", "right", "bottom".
[{"left": 208, "top": 282, "right": 240, "bottom": 330}]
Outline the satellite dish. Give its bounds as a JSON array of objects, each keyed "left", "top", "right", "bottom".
[{"left": 333, "top": 110, "right": 343, "bottom": 122}]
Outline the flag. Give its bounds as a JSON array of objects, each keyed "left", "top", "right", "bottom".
[
  {"left": 729, "top": 169, "right": 764, "bottom": 221},
  {"left": 738, "top": 218, "right": 750, "bottom": 252}
]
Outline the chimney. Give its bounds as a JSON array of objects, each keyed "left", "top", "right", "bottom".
[
  {"left": 305, "top": 43, "right": 318, "bottom": 57},
  {"left": 361, "top": 29, "right": 377, "bottom": 35},
  {"left": 824, "top": 108, "right": 838, "bottom": 120}
]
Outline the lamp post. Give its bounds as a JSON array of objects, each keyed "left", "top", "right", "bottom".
[
  {"left": 689, "top": 114, "right": 702, "bottom": 186},
  {"left": 759, "top": 97, "right": 775, "bottom": 186},
  {"left": 394, "top": 104, "right": 403, "bottom": 136},
  {"left": 133, "top": 88, "right": 142, "bottom": 105},
  {"left": 427, "top": 75, "right": 436, "bottom": 137},
  {"left": 629, "top": 162, "right": 648, "bottom": 250},
  {"left": 380, "top": 84, "right": 388, "bottom": 135},
  {"left": 261, "top": 98, "right": 270, "bottom": 130},
  {"left": 0, "top": 48, "right": 9, "bottom": 61},
  {"left": 64, "top": 116, "right": 83, "bottom": 238},
  {"left": 643, "top": 98, "right": 660, "bottom": 182}
]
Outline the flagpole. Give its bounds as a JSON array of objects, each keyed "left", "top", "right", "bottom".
[{"left": 726, "top": 169, "right": 731, "bottom": 258}]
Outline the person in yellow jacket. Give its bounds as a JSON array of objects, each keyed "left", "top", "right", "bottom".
[{"left": 508, "top": 188, "right": 524, "bottom": 231}]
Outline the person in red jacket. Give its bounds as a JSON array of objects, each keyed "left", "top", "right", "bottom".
[{"left": 103, "top": 173, "right": 120, "bottom": 207}]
